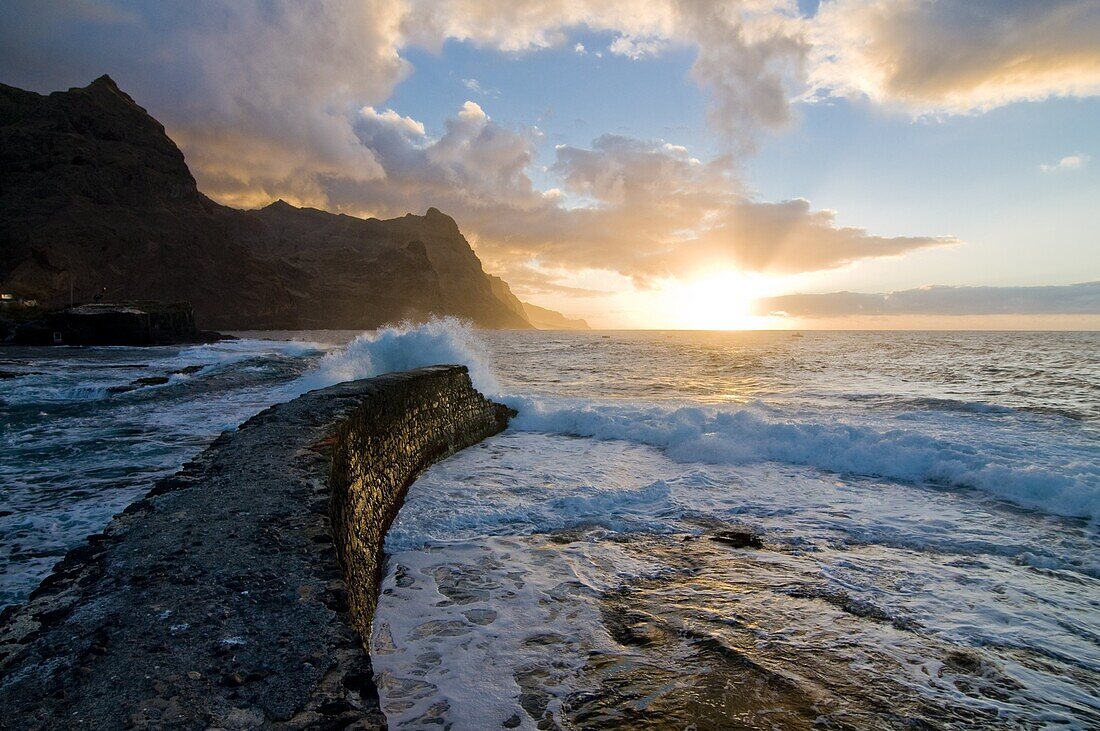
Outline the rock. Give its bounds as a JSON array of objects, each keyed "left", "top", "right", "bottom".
[
  {"left": 0, "top": 77, "right": 535, "bottom": 331},
  {"left": 487, "top": 275, "right": 588, "bottom": 330},
  {"left": 13, "top": 302, "right": 229, "bottom": 346},
  {"left": 220, "top": 673, "right": 245, "bottom": 688},
  {"left": 711, "top": 528, "right": 764, "bottom": 549},
  {"left": 107, "top": 374, "right": 171, "bottom": 394},
  {"left": 521, "top": 300, "right": 591, "bottom": 330}
]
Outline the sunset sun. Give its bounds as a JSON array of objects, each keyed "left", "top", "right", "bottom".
[{"left": 663, "top": 271, "right": 779, "bottom": 330}]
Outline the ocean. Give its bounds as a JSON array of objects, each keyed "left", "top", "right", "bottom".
[{"left": 2, "top": 324, "right": 1098, "bottom": 728}]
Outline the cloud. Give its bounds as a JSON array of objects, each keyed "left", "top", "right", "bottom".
[
  {"left": 1040, "top": 154, "right": 1091, "bottom": 173},
  {"left": 4, "top": 0, "right": 1098, "bottom": 190},
  {"left": 675, "top": 1, "right": 807, "bottom": 149},
  {"left": 754, "top": 282, "right": 1100, "bottom": 318},
  {"left": 462, "top": 77, "right": 498, "bottom": 97},
  {"left": 0, "top": 0, "right": 411, "bottom": 209},
  {"left": 322, "top": 109, "right": 955, "bottom": 287},
  {"left": 529, "top": 134, "right": 953, "bottom": 278},
  {"left": 360, "top": 106, "right": 427, "bottom": 139},
  {"left": 341, "top": 99, "right": 540, "bottom": 215},
  {"left": 400, "top": 0, "right": 808, "bottom": 147},
  {"left": 608, "top": 35, "right": 668, "bottom": 60},
  {"left": 573, "top": 42, "right": 587, "bottom": 55},
  {"left": 810, "top": 0, "right": 1100, "bottom": 114},
  {"left": 10, "top": 0, "right": 1087, "bottom": 300}
]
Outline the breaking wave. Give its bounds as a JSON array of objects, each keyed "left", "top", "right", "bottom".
[
  {"left": 288, "top": 321, "right": 1099, "bottom": 521},
  {"left": 293, "top": 318, "right": 499, "bottom": 396},
  {"left": 507, "top": 397, "right": 1100, "bottom": 521}
]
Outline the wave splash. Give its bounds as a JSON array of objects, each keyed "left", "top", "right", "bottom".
[
  {"left": 294, "top": 318, "right": 499, "bottom": 396},
  {"left": 507, "top": 397, "right": 1100, "bottom": 521},
  {"left": 291, "top": 322, "right": 1098, "bottom": 521}
]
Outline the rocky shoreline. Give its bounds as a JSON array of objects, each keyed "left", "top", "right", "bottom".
[
  {"left": 0, "top": 366, "right": 512, "bottom": 729},
  {"left": 2, "top": 302, "right": 231, "bottom": 346}
]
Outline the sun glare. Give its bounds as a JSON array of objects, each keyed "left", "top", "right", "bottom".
[{"left": 663, "top": 272, "right": 779, "bottom": 330}]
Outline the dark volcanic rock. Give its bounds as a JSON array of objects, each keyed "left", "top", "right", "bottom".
[
  {"left": 0, "top": 77, "right": 535, "bottom": 330},
  {"left": 12, "top": 301, "right": 226, "bottom": 346},
  {"left": 234, "top": 201, "right": 531, "bottom": 329},
  {"left": 711, "top": 528, "right": 765, "bottom": 549},
  {"left": 0, "top": 77, "right": 301, "bottom": 330}
]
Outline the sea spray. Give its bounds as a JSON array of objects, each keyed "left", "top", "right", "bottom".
[
  {"left": 292, "top": 318, "right": 500, "bottom": 396},
  {"left": 292, "top": 324, "right": 1100, "bottom": 521}
]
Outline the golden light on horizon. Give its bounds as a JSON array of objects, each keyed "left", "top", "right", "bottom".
[{"left": 660, "top": 271, "right": 784, "bottom": 330}]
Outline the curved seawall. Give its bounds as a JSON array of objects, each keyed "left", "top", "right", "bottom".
[{"left": 0, "top": 365, "right": 512, "bottom": 730}]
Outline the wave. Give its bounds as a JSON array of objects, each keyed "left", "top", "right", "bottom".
[
  {"left": 841, "top": 394, "right": 1085, "bottom": 421},
  {"left": 292, "top": 318, "right": 499, "bottom": 396},
  {"left": 0, "top": 338, "right": 327, "bottom": 406},
  {"left": 271, "top": 321, "right": 1100, "bottom": 522},
  {"left": 505, "top": 397, "right": 1100, "bottom": 521}
]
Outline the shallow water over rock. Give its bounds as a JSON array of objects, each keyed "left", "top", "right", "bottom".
[{"left": 373, "top": 430, "right": 1100, "bottom": 729}]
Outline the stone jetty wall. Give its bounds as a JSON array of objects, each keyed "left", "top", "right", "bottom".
[
  {"left": 0, "top": 366, "right": 511, "bottom": 730},
  {"left": 330, "top": 366, "right": 513, "bottom": 644}
]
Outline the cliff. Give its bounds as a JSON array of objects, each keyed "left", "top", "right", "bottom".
[
  {"left": 0, "top": 76, "right": 300, "bottom": 329},
  {"left": 0, "top": 76, "right": 575, "bottom": 331},
  {"left": 522, "top": 301, "right": 591, "bottom": 330},
  {"left": 488, "top": 274, "right": 590, "bottom": 330},
  {"left": 0, "top": 366, "right": 512, "bottom": 729}
]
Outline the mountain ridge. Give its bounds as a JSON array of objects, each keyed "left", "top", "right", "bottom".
[{"left": 0, "top": 76, "right": 584, "bottom": 331}]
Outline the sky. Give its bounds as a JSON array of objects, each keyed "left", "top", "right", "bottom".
[{"left": 2, "top": 0, "right": 1098, "bottom": 329}]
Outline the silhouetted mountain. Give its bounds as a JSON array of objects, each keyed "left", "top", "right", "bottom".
[
  {"left": 486, "top": 274, "right": 589, "bottom": 330},
  {"left": 521, "top": 301, "right": 590, "bottom": 330},
  {"left": 0, "top": 76, "right": 555, "bottom": 330}
]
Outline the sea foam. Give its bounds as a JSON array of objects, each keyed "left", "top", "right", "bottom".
[
  {"left": 293, "top": 318, "right": 498, "bottom": 396},
  {"left": 506, "top": 397, "right": 1100, "bottom": 521},
  {"left": 289, "top": 321, "right": 1099, "bottom": 521}
]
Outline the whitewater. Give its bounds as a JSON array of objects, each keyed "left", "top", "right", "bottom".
[{"left": 2, "top": 322, "right": 1098, "bottom": 728}]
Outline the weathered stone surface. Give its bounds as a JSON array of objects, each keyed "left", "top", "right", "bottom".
[
  {"left": 0, "top": 365, "right": 511, "bottom": 729},
  {"left": 330, "top": 367, "right": 514, "bottom": 641}
]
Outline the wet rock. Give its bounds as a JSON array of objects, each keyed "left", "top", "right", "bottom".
[
  {"left": 711, "top": 528, "right": 764, "bottom": 549},
  {"left": 107, "top": 376, "right": 170, "bottom": 394},
  {"left": 220, "top": 673, "right": 245, "bottom": 688}
]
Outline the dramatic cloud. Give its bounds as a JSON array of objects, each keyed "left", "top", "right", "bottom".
[
  {"left": 3, "top": 0, "right": 1092, "bottom": 304},
  {"left": 0, "top": 0, "right": 808, "bottom": 199},
  {"left": 1040, "top": 154, "right": 1091, "bottom": 173},
  {"left": 4, "top": 1, "right": 1097, "bottom": 197},
  {"left": 755, "top": 282, "right": 1100, "bottom": 318},
  {"left": 810, "top": 0, "right": 1100, "bottom": 113},
  {"left": 323, "top": 113, "right": 954, "bottom": 285},
  {"left": 0, "top": 0, "right": 411, "bottom": 208},
  {"left": 401, "top": 0, "right": 807, "bottom": 147}
]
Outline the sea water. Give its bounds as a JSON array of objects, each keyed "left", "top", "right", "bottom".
[{"left": 2, "top": 325, "right": 1098, "bottom": 728}]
